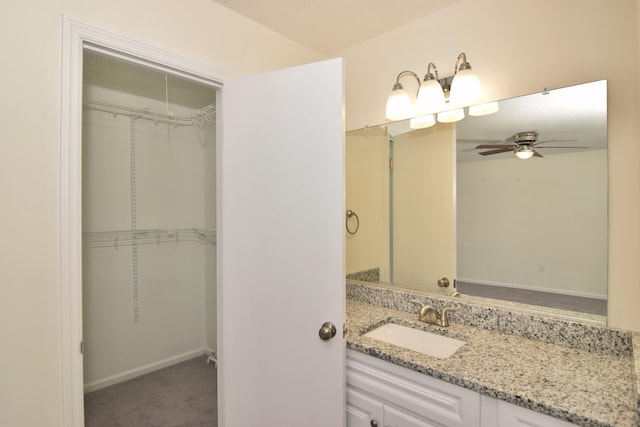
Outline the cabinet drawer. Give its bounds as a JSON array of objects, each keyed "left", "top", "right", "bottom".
[{"left": 347, "top": 350, "right": 479, "bottom": 427}]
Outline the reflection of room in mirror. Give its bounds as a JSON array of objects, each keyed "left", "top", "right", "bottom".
[{"left": 345, "top": 80, "right": 608, "bottom": 320}]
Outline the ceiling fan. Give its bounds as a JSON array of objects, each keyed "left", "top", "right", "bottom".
[{"left": 475, "top": 131, "right": 588, "bottom": 159}]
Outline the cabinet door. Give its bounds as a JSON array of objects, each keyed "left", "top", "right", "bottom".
[
  {"left": 347, "top": 388, "right": 384, "bottom": 427},
  {"left": 481, "top": 396, "right": 578, "bottom": 427},
  {"left": 347, "top": 351, "right": 479, "bottom": 427}
]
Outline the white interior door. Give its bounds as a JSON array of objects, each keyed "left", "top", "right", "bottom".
[{"left": 219, "top": 58, "right": 345, "bottom": 426}]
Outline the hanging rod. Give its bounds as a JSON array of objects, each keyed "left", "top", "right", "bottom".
[
  {"left": 83, "top": 96, "right": 216, "bottom": 128},
  {"left": 83, "top": 227, "right": 216, "bottom": 249}
]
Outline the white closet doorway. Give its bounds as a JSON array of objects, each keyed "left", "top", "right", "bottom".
[
  {"left": 82, "top": 49, "right": 217, "bottom": 387},
  {"left": 60, "top": 18, "right": 230, "bottom": 426},
  {"left": 62, "top": 19, "right": 346, "bottom": 427}
]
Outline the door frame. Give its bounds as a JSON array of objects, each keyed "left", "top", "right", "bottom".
[{"left": 60, "top": 17, "right": 234, "bottom": 426}]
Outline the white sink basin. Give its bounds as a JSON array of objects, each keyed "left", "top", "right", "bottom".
[{"left": 364, "top": 323, "right": 465, "bottom": 359}]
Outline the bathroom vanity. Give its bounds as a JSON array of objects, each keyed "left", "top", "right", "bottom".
[
  {"left": 346, "top": 282, "right": 640, "bottom": 427},
  {"left": 347, "top": 350, "right": 577, "bottom": 427}
]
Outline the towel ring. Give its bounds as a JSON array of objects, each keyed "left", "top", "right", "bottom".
[{"left": 346, "top": 210, "right": 360, "bottom": 235}]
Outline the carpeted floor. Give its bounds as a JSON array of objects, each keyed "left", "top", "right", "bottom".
[
  {"left": 84, "top": 356, "right": 217, "bottom": 427},
  {"left": 456, "top": 281, "right": 607, "bottom": 316}
]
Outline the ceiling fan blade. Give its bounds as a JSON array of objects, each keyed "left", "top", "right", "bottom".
[
  {"left": 533, "top": 139, "right": 577, "bottom": 146},
  {"left": 475, "top": 144, "right": 514, "bottom": 149},
  {"left": 535, "top": 146, "right": 589, "bottom": 149},
  {"left": 533, "top": 150, "right": 543, "bottom": 158},
  {"left": 458, "top": 139, "right": 501, "bottom": 145},
  {"left": 479, "top": 147, "right": 513, "bottom": 156}
]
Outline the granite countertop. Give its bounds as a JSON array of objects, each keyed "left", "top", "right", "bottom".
[{"left": 346, "top": 299, "right": 639, "bottom": 427}]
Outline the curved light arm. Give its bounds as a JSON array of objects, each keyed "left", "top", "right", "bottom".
[
  {"left": 454, "top": 52, "right": 471, "bottom": 74},
  {"left": 392, "top": 70, "right": 420, "bottom": 92},
  {"left": 423, "top": 62, "right": 439, "bottom": 81}
]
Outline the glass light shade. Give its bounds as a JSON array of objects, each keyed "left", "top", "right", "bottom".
[
  {"left": 437, "top": 108, "right": 465, "bottom": 123},
  {"left": 386, "top": 88, "right": 414, "bottom": 120},
  {"left": 449, "top": 68, "right": 482, "bottom": 107},
  {"left": 409, "top": 114, "right": 436, "bottom": 129},
  {"left": 469, "top": 101, "right": 499, "bottom": 116},
  {"left": 416, "top": 79, "right": 446, "bottom": 114},
  {"left": 515, "top": 146, "right": 535, "bottom": 159}
]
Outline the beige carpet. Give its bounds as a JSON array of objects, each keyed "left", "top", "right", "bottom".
[{"left": 84, "top": 356, "right": 217, "bottom": 427}]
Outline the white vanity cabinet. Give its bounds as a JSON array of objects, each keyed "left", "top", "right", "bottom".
[
  {"left": 347, "top": 350, "right": 480, "bottom": 427},
  {"left": 480, "top": 396, "right": 579, "bottom": 427},
  {"left": 346, "top": 350, "right": 579, "bottom": 427},
  {"left": 346, "top": 388, "right": 384, "bottom": 427}
]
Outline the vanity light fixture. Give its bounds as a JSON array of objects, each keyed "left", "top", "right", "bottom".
[
  {"left": 385, "top": 70, "right": 420, "bottom": 121},
  {"left": 449, "top": 52, "right": 482, "bottom": 107},
  {"left": 409, "top": 114, "right": 436, "bottom": 129},
  {"left": 416, "top": 63, "right": 445, "bottom": 115},
  {"left": 386, "top": 52, "right": 498, "bottom": 127},
  {"left": 436, "top": 108, "right": 465, "bottom": 123},
  {"left": 469, "top": 101, "right": 500, "bottom": 116}
]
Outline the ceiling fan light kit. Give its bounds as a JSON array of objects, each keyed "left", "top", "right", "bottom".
[
  {"left": 386, "top": 52, "right": 498, "bottom": 127},
  {"left": 515, "top": 145, "right": 535, "bottom": 159}
]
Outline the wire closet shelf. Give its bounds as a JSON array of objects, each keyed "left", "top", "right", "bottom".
[
  {"left": 82, "top": 95, "right": 217, "bottom": 321},
  {"left": 83, "top": 228, "right": 216, "bottom": 248},
  {"left": 83, "top": 96, "right": 216, "bottom": 129}
]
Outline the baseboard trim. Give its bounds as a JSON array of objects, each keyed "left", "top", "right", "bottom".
[
  {"left": 456, "top": 277, "right": 607, "bottom": 300},
  {"left": 84, "top": 348, "right": 206, "bottom": 393}
]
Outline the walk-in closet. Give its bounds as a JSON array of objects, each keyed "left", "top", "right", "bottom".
[{"left": 81, "top": 51, "right": 218, "bottom": 425}]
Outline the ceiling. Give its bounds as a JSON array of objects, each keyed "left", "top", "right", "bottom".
[{"left": 211, "top": 0, "right": 463, "bottom": 56}]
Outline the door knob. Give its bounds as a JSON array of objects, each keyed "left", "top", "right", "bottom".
[
  {"left": 318, "top": 322, "right": 337, "bottom": 340},
  {"left": 437, "top": 277, "right": 450, "bottom": 288}
]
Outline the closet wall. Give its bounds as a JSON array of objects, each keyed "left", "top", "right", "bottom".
[{"left": 81, "top": 53, "right": 217, "bottom": 391}]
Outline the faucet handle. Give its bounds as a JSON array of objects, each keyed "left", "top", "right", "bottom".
[
  {"left": 411, "top": 300, "right": 439, "bottom": 324},
  {"left": 410, "top": 300, "right": 425, "bottom": 310},
  {"left": 440, "top": 307, "right": 457, "bottom": 327}
]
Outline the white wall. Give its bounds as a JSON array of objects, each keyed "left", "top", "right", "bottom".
[
  {"left": 346, "top": 123, "right": 456, "bottom": 292},
  {"left": 457, "top": 150, "right": 607, "bottom": 298},
  {"left": 2, "top": 0, "right": 640, "bottom": 425},
  {"left": 392, "top": 125, "right": 456, "bottom": 291},
  {"left": 0, "top": 1, "right": 326, "bottom": 425},
  {"left": 342, "top": 0, "right": 640, "bottom": 331},
  {"left": 345, "top": 127, "right": 390, "bottom": 280}
]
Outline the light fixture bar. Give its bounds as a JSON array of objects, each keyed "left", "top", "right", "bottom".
[{"left": 385, "top": 52, "right": 496, "bottom": 124}]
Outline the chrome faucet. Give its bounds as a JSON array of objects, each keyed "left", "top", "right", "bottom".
[{"left": 410, "top": 300, "right": 457, "bottom": 327}]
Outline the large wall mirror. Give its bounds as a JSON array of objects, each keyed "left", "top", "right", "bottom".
[{"left": 346, "top": 80, "right": 607, "bottom": 322}]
